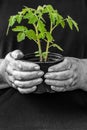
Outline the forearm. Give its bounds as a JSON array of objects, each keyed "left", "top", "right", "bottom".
[
  {"left": 79, "top": 59, "right": 87, "bottom": 91},
  {"left": 0, "top": 59, "right": 10, "bottom": 89}
]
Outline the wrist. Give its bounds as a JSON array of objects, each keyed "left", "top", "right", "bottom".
[
  {"left": 0, "top": 59, "right": 10, "bottom": 89},
  {"left": 78, "top": 59, "right": 87, "bottom": 91}
]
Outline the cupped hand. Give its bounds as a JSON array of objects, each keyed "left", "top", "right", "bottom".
[
  {"left": 45, "top": 57, "right": 83, "bottom": 92},
  {"left": 0, "top": 50, "right": 44, "bottom": 94}
]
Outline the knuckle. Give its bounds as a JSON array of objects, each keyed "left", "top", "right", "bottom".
[
  {"left": 65, "top": 58, "right": 69, "bottom": 64},
  {"left": 53, "top": 73, "right": 57, "bottom": 79},
  {"left": 72, "top": 63, "right": 77, "bottom": 71},
  {"left": 5, "top": 52, "right": 11, "bottom": 60},
  {"left": 67, "top": 71, "right": 73, "bottom": 78},
  {"left": 15, "top": 81, "right": 24, "bottom": 88},
  {"left": 13, "top": 71, "right": 17, "bottom": 77}
]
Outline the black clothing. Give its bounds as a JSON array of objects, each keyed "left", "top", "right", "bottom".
[{"left": 0, "top": 0, "right": 87, "bottom": 129}]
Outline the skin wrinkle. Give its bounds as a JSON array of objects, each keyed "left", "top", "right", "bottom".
[{"left": 45, "top": 57, "right": 85, "bottom": 92}]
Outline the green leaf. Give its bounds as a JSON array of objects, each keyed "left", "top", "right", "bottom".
[
  {"left": 46, "top": 32, "right": 53, "bottom": 42},
  {"left": 17, "top": 32, "right": 25, "bottom": 42},
  {"left": 49, "top": 12, "right": 58, "bottom": 25},
  {"left": 23, "top": 11, "right": 32, "bottom": 19},
  {"left": 37, "top": 20, "right": 46, "bottom": 33},
  {"left": 50, "top": 43, "right": 63, "bottom": 51},
  {"left": 23, "top": 9, "right": 38, "bottom": 24},
  {"left": 21, "top": 8, "right": 29, "bottom": 15},
  {"left": 70, "top": 17, "right": 79, "bottom": 31},
  {"left": 67, "top": 16, "right": 79, "bottom": 31},
  {"left": 25, "top": 29, "right": 37, "bottom": 40},
  {"left": 35, "top": 51, "right": 39, "bottom": 54},
  {"left": 12, "top": 26, "right": 27, "bottom": 32},
  {"left": 16, "top": 15, "right": 22, "bottom": 23},
  {"left": 60, "top": 20, "right": 65, "bottom": 28},
  {"left": 38, "top": 32, "right": 45, "bottom": 39},
  {"left": 45, "top": 5, "right": 54, "bottom": 12},
  {"left": 8, "top": 16, "right": 16, "bottom": 27},
  {"left": 37, "top": 5, "right": 43, "bottom": 11},
  {"left": 66, "top": 17, "right": 73, "bottom": 30}
]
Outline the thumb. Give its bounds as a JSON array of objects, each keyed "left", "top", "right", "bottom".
[{"left": 10, "top": 50, "right": 24, "bottom": 60}]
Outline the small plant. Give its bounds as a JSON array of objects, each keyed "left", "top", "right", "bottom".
[{"left": 7, "top": 4, "right": 79, "bottom": 62}]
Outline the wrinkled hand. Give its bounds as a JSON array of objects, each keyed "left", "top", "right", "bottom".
[
  {"left": 0, "top": 50, "right": 44, "bottom": 94},
  {"left": 45, "top": 57, "right": 83, "bottom": 92}
]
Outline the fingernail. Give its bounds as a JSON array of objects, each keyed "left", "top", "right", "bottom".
[
  {"left": 45, "top": 74, "right": 50, "bottom": 77},
  {"left": 38, "top": 71, "right": 44, "bottom": 76},
  {"left": 34, "top": 66, "right": 40, "bottom": 70}
]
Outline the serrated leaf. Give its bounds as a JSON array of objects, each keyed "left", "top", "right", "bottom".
[
  {"left": 25, "top": 29, "right": 37, "bottom": 40},
  {"left": 69, "top": 16, "right": 79, "bottom": 31},
  {"left": 8, "top": 16, "right": 16, "bottom": 27},
  {"left": 60, "top": 20, "right": 65, "bottom": 28},
  {"left": 67, "top": 16, "right": 79, "bottom": 31},
  {"left": 38, "top": 32, "right": 45, "bottom": 39},
  {"left": 17, "top": 32, "right": 25, "bottom": 42},
  {"left": 23, "top": 9, "right": 38, "bottom": 24},
  {"left": 12, "top": 26, "right": 27, "bottom": 32},
  {"left": 66, "top": 17, "right": 73, "bottom": 30},
  {"left": 16, "top": 15, "right": 22, "bottom": 23},
  {"left": 23, "top": 12, "right": 31, "bottom": 19},
  {"left": 37, "top": 6, "right": 43, "bottom": 11},
  {"left": 49, "top": 12, "right": 57, "bottom": 25},
  {"left": 37, "top": 20, "right": 46, "bottom": 33},
  {"left": 45, "top": 5, "right": 54, "bottom": 12},
  {"left": 22, "top": 8, "right": 29, "bottom": 15},
  {"left": 46, "top": 32, "right": 53, "bottom": 42}
]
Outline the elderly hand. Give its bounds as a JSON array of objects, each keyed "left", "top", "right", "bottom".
[
  {"left": 0, "top": 50, "right": 44, "bottom": 94},
  {"left": 45, "top": 57, "right": 86, "bottom": 92}
]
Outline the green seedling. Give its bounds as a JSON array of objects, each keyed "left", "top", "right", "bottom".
[{"left": 7, "top": 4, "right": 79, "bottom": 62}]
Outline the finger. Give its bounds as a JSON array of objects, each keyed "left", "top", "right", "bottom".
[
  {"left": 5, "top": 52, "right": 23, "bottom": 72},
  {"left": 14, "top": 78, "right": 43, "bottom": 88},
  {"left": 11, "top": 83, "right": 18, "bottom": 89},
  {"left": 45, "top": 70, "right": 73, "bottom": 80},
  {"left": 6, "top": 63, "right": 19, "bottom": 76},
  {"left": 5, "top": 52, "right": 14, "bottom": 62},
  {"left": 17, "top": 86, "right": 37, "bottom": 94},
  {"left": 48, "top": 58, "right": 71, "bottom": 72},
  {"left": 51, "top": 86, "right": 65, "bottom": 92},
  {"left": 12, "top": 70, "right": 44, "bottom": 80},
  {"left": 45, "top": 78, "right": 73, "bottom": 87},
  {"left": 6, "top": 60, "right": 40, "bottom": 74},
  {"left": 51, "top": 76, "right": 78, "bottom": 92},
  {"left": 8, "top": 75, "right": 15, "bottom": 83},
  {"left": 10, "top": 50, "right": 24, "bottom": 59},
  {"left": 11, "top": 61, "right": 40, "bottom": 71}
]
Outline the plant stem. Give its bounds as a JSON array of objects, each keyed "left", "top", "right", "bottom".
[
  {"left": 34, "top": 24, "right": 43, "bottom": 62},
  {"left": 38, "top": 39, "right": 43, "bottom": 62},
  {"left": 45, "top": 41, "right": 50, "bottom": 62},
  {"left": 45, "top": 22, "right": 52, "bottom": 62}
]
